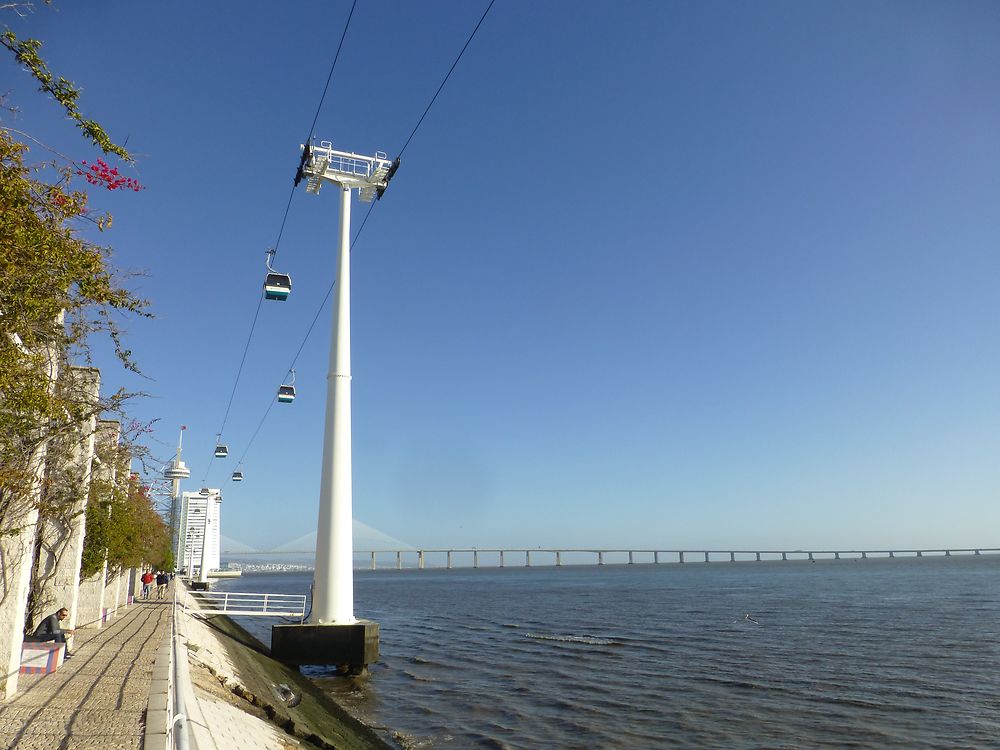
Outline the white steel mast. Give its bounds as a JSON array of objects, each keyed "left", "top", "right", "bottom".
[{"left": 299, "top": 141, "right": 397, "bottom": 624}]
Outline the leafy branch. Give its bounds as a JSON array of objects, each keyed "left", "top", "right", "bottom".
[{"left": 1, "top": 30, "right": 132, "bottom": 162}]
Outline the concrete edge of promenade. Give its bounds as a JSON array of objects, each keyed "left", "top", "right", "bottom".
[{"left": 175, "top": 580, "right": 398, "bottom": 750}]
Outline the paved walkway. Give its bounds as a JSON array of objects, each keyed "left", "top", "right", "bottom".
[{"left": 0, "top": 598, "right": 171, "bottom": 750}]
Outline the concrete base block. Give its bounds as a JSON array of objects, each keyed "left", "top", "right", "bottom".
[{"left": 271, "top": 620, "right": 379, "bottom": 670}]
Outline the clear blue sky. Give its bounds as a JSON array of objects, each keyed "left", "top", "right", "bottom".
[{"left": 6, "top": 1, "right": 1000, "bottom": 551}]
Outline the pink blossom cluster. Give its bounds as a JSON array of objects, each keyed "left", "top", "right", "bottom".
[{"left": 77, "top": 159, "right": 145, "bottom": 192}]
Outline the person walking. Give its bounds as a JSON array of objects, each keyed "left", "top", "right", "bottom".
[
  {"left": 34, "top": 607, "right": 75, "bottom": 657},
  {"left": 141, "top": 570, "right": 155, "bottom": 599},
  {"left": 155, "top": 571, "right": 169, "bottom": 600}
]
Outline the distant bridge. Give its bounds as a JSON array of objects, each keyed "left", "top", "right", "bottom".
[{"left": 220, "top": 547, "right": 1000, "bottom": 569}]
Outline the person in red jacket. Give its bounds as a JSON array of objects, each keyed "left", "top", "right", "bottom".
[{"left": 141, "top": 570, "right": 155, "bottom": 600}]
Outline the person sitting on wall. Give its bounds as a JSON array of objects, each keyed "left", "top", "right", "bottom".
[{"left": 33, "top": 607, "right": 75, "bottom": 657}]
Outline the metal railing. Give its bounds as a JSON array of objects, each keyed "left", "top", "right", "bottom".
[
  {"left": 325, "top": 153, "right": 373, "bottom": 178},
  {"left": 310, "top": 141, "right": 393, "bottom": 180},
  {"left": 171, "top": 587, "right": 195, "bottom": 750},
  {"left": 185, "top": 590, "right": 306, "bottom": 622}
]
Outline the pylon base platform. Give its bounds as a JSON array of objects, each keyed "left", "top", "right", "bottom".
[{"left": 271, "top": 620, "right": 379, "bottom": 672}]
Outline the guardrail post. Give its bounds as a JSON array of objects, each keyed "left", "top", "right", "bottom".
[
  {"left": 945, "top": 550, "right": 951, "bottom": 557},
  {"left": 861, "top": 551, "right": 868, "bottom": 559},
  {"left": 628, "top": 551, "right": 634, "bottom": 565},
  {"left": 654, "top": 551, "right": 659, "bottom": 564},
  {"left": 418, "top": 551, "right": 425, "bottom": 569},
  {"left": 499, "top": 550, "right": 504, "bottom": 568},
  {"left": 370, "top": 551, "right": 376, "bottom": 570},
  {"left": 474, "top": 550, "right": 479, "bottom": 569},
  {"left": 263, "top": 593, "right": 269, "bottom": 613},
  {"left": 756, "top": 552, "right": 761, "bottom": 561},
  {"left": 447, "top": 550, "right": 453, "bottom": 569},
  {"left": 730, "top": 552, "right": 735, "bottom": 562},
  {"left": 396, "top": 551, "right": 402, "bottom": 570},
  {"left": 556, "top": 551, "right": 561, "bottom": 566},
  {"left": 526, "top": 550, "right": 531, "bottom": 567},
  {"left": 597, "top": 551, "right": 604, "bottom": 565},
  {"left": 916, "top": 551, "right": 922, "bottom": 557},
  {"left": 679, "top": 551, "right": 684, "bottom": 563},
  {"left": 781, "top": 552, "right": 787, "bottom": 561},
  {"left": 704, "top": 551, "right": 710, "bottom": 563}
]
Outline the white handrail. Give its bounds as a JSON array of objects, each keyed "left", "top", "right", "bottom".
[
  {"left": 171, "top": 588, "right": 196, "bottom": 750},
  {"left": 185, "top": 590, "right": 307, "bottom": 623}
]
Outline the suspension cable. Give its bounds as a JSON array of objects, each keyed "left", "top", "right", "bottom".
[
  {"left": 200, "top": 2, "right": 359, "bottom": 481},
  {"left": 397, "top": 0, "right": 496, "bottom": 158},
  {"left": 226, "top": 0, "right": 496, "bottom": 471}
]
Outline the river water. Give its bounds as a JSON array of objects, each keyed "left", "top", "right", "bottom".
[{"left": 213, "top": 555, "right": 1000, "bottom": 749}]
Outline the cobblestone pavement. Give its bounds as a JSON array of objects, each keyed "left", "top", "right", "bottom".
[{"left": 0, "top": 597, "right": 171, "bottom": 750}]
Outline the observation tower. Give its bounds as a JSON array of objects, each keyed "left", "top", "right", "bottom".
[{"left": 163, "top": 426, "right": 191, "bottom": 563}]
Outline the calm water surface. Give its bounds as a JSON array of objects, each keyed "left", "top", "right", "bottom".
[{"left": 215, "top": 556, "right": 1000, "bottom": 749}]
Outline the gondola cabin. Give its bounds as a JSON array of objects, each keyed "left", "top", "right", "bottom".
[
  {"left": 214, "top": 444, "right": 228, "bottom": 458},
  {"left": 264, "top": 272, "right": 291, "bottom": 301},
  {"left": 277, "top": 384, "right": 296, "bottom": 403},
  {"left": 232, "top": 471, "right": 243, "bottom": 482}
]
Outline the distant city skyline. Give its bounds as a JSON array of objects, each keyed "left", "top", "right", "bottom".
[{"left": 7, "top": 1, "right": 1000, "bottom": 551}]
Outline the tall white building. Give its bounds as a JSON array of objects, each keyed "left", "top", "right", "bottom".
[{"left": 176, "top": 489, "right": 222, "bottom": 576}]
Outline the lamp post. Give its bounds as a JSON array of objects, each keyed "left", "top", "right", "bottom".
[{"left": 270, "top": 140, "right": 397, "bottom": 671}]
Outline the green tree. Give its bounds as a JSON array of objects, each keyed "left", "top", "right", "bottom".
[
  {"left": 1, "top": 16, "right": 157, "bottom": 626},
  {"left": 80, "top": 443, "right": 172, "bottom": 581}
]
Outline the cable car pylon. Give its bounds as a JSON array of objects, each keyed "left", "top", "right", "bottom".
[{"left": 270, "top": 138, "right": 397, "bottom": 672}]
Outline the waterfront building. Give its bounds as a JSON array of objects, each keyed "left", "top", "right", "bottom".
[{"left": 176, "top": 489, "right": 222, "bottom": 576}]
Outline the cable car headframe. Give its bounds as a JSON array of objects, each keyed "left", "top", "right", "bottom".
[
  {"left": 264, "top": 248, "right": 292, "bottom": 301},
  {"left": 296, "top": 140, "right": 399, "bottom": 202}
]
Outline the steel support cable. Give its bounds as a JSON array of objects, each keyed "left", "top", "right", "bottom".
[
  {"left": 283, "top": 0, "right": 495, "bottom": 373},
  {"left": 306, "top": 0, "right": 358, "bottom": 143},
  {"left": 201, "top": 292, "right": 264, "bottom": 484},
  {"left": 228, "top": 0, "right": 494, "bottom": 469},
  {"left": 235, "top": 398, "right": 277, "bottom": 469},
  {"left": 200, "top": 2, "right": 358, "bottom": 480},
  {"left": 232, "top": 201, "right": 376, "bottom": 468},
  {"left": 270, "top": 186, "right": 297, "bottom": 260},
  {"left": 269, "top": 0, "right": 357, "bottom": 266},
  {"left": 396, "top": 0, "right": 496, "bottom": 158},
  {"left": 290, "top": 201, "right": 376, "bottom": 370}
]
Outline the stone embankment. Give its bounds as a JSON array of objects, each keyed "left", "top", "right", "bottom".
[{"left": 179, "top": 581, "right": 395, "bottom": 750}]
